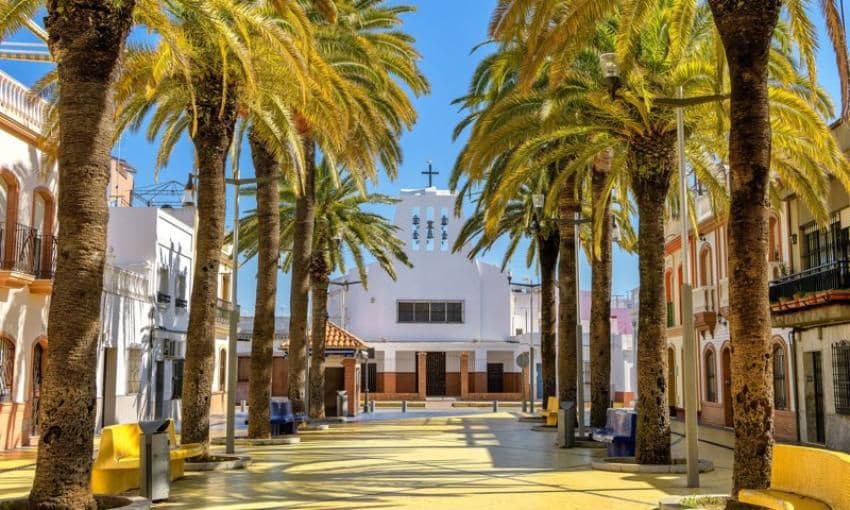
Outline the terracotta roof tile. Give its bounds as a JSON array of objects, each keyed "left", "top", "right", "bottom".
[{"left": 280, "top": 321, "right": 367, "bottom": 351}]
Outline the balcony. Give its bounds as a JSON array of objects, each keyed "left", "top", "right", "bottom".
[
  {"left": 769, "top": 260, "right": 850, "bottom": 327},
  {"left": 0, "top": 224, "right": 56, "bottom": 290},
  {"left": 769, "top": 260, "right": 850, "bottom": 303},
  {"left": 216, "top": 298, "right": 234, "bottom": 326},
  {"left": 0, "top": 69, "right": 48, "bottom": 138},
  {"left": 693, "top": 285, "right": 717, "bottom": 333}
]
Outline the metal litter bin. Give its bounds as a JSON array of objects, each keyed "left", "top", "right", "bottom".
[
  {"left": 139, "top": 420, "right": 172, "bottom": 501},
  {"left": 557, "top": 401, "right": 576, "bottom": 449},
  {"left": 336, "top": 390, "right": 348, "bottom": 417}
]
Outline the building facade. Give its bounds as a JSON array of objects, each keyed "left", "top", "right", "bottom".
[
  {"left": 98, "top": 205, "right": 233, "bottom": 428},
  {"left": 0, "top": 70, "right": 57, "bottom": 450},
  {"left": 663, "top": 177, "right": 798, "bottom": 441},
  {"left": 327, "top": 186, "right": 637, "bottom": 403},
  {"left": 768, "top": 120, "right": 850, "bottom": 452}
]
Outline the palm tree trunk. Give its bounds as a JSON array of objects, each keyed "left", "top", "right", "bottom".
[
  {"left": 246, "top": 129, "right": 280, "bottom": 439},
  {"left": 181, "top": 77, "right": 238, "bottom": 450},
  {"left": 287, "top": 138, "right": 316, "bottom": 414},
  {"left": 590, "top": 166, "right": 612, "bottom": 428},
  {"left": 29, "top": 4, "right": 134, "bottom": 508},
  {"left": 629, "top": 133, "right": 675, "bottom": 465},
  {"left": 538, "top": 232, "right": 559, "bottom": 406},
  {"left": 558, "top": 173, "right": 579, "bottom": 415},
  {"left": 708, "top": 2, "right": 781, "bottom": 503},
  {"left": 308, "top": 244, "right": 330, "bottom": 420}
]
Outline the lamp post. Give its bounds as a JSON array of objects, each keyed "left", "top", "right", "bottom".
[
  {"left": 508, "top": 271, "right": 540, "bottom": 413},
  {"left": 599, "top": 53, "right": 713, "bottom": 487}
]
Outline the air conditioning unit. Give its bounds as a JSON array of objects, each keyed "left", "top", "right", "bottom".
[{"left": 162, "top": 339, "right": 185, "bottom": 359}]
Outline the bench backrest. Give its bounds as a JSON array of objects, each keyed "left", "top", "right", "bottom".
[
  {"left": 271, "top": 400, "right": 294, "bottom": 419},
  {"left": 95, "top": 419, "right": 177, "bottom": 466},
  {"left": 546, "top": 396, "right": 559, "bottom": 412},
  {"left": 771, "top": 444, "right": 850, "bottom": 509}
]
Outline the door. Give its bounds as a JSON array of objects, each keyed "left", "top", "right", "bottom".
[
  {"left": 804, "top": 351, "right": 826, "bottom": 443},
  {"left": 487, "top": 363, "right": 504, "bottom": 393},
  {"left": 722, "top": 348, "right": 733, "bottom": 427},
  {"left": 667, "top": 347, "right": 677, "bottom": 411},
  {"left": 324, "top": 367, "right": 345, "bottom": 417},
  {"left": 272, "top": 357, "right": 288, "bottom": 396},
  {"left": 31, "top": 343, "right": 45, "bottom": 435},
  {"left": 425, "top": 352, "right": 446, "bottom": 396},
  {"left": 101, "top": 347, "right": 118, "bottom": 428},
  {"left": 154, "top": 360, "right": 164, "bottom": 420}
]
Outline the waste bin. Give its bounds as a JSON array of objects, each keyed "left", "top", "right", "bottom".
[
  {"left": 336, "top": 390, "right": 348, "bottom": 417},
  {"left": 139, "top": 420, "right": 172, "bottom": 501},
  {"left": 557, "top": 401, "right": 576, "bottom": 449}
]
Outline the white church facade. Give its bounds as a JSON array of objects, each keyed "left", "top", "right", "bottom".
[{"left": 327, "top": 186, "right": 637, "bottom": 403}]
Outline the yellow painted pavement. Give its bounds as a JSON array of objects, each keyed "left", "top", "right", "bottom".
[{"left": 0, "top": 412, "right": 733, "bottom": 509}]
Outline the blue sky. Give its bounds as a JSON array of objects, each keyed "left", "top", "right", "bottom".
[{"left": 1, "top": 1, "right": 847, "bottom": 315}]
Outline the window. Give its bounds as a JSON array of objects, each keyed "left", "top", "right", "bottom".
[
  {"left": 397, "top": 301, "right": 464, "bottom": 324},
  {"left": 801, "top": 215, "right": 847, "bottom": 270},
  {"left": 126, "top": 348, "right": 142, "bottom": 394},
  {"left": 176, "top": 271, "right": 188, "bottom": 308},
  {"left": 360, "top": 362, "right": 377, "bottom": 393},
  {"left": 157, "top": 265, "right": 170, "bottom": 303},
  {"left": 705, "top": 350, "right": 717, "bottom": 402},
  {"left": 832, "top": 341, "right": 850, "bottom": 415},
  {"left": 773, "top": 344, "right": 788, "bottom": 410},
  {"left": 0, "top": 338, "right": 13, "bottom": 402},
  {"left": 171, "top": 359, "right": 184, "bottom": 399}
]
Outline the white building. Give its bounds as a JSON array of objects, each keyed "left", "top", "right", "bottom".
[
  {"left": 96, "top": 205, "right": 232, "bottom": 427},
  {"left": 0, "top": 69, "right": 57, "bottom": 450},
  {"left": 328, "top": 186, "right": 636, "bottom": 402}
]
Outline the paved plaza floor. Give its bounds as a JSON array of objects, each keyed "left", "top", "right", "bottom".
[{"left": 0, "top": 412, "right": 733, "bottom": 509}]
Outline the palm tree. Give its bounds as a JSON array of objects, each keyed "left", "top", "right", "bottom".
[
  {"left": 283, "top": 0, "right": 427, "bottom": 414},
  {"left": 490, "top": 0, "right": 850, "bottom": 496},
  {"left": 452, "top": 166, "right": 561, "bottom": 405},
  {"left": 236, "top": 160, "right": 410, "bottom": 419},
  {"left": 114, "top": 0, "right": 320, "bottom": 451},
  {"left": 475, "top": 3, "right": 847, "bottom": 465},
  {"left": 0, "top": 1, "right": 137, "bottom": 506},
  {"left": 589, "top": 156, "right": 613, "bottom": 427}
]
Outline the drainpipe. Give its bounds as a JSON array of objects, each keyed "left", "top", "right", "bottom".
[{"left": 790, "top": 328, "right": 802, "bottom": 443}]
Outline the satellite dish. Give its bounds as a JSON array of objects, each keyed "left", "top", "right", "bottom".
[{"left": 516, "top": 352, "right": 530, "bottom": 368}]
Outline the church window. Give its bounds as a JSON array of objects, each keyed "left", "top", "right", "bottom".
[
  {"left": 411, "top": 208, "right": 421, "bottom": 251},
  {"left": 397, "top": 301, "right": 464, "bottom": 324}
]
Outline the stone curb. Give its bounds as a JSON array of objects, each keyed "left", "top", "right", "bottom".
[
  {"left": 211, "top": 436, "right": 300, "bottom": 446},
  {"left": 591, "top": 457, "right": 714, "bottom": 473},
  {"left": 658, "top": 495, "right": 729, "bottom": 509},
  {"left": 185, "top": 455, "right": 252, "bottom": 471},
  {"left": 0, "top": 495, "right": 150, "bottom": 510}
]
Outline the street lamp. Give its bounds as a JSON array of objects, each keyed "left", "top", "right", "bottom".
[
  {"left": 601, "top": 53, "right": 701, "bottom": 487},
  {"left": 508, "top": 271, "right": 540, "bottom": 414},
  {"left": 357, "top": 349, "right": 370, "bottom": 414}
]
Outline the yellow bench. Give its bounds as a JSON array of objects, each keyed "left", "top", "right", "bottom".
[
  {"left": 91, "top": 420, "right": 204, "bottom": 495},
  {"left": 738, "top": 444, "right": 850, "bottom": 510},
  {"left": 539, "top": 396, "right": 559, "bottom": 426}
]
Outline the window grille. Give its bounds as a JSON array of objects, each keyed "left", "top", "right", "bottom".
[
  {"left": 171, "top": 359, "right": 185, "bottom": 400},
  {"left": 126, "top": 348, "right": 142, "bottom": 394},
  {"left": 801, "top": 214, "right": 847, "bottom": 270},
  {"left": 0, "top": 338, "right": 13, "bottom": 402},
  {"left": 773, "top": 345, "right": 787, "bottom": 410},
  {"left": 833, "top": 341, "right": 850, "bottom": 415},
  {"left": 705, "top": 350, "right": 717, "bottom": 402}
]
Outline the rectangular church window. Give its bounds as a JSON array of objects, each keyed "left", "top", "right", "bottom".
[
  {"left": 430, "top": 302, "right": 446, "bottom": 322},
  {"left": 414, "top": 302, "right": 430, "bottom": 322},
  {"left": 446, "top": 302, "right": 463, "bottom": 323},
  {"left": 398, "top": 302, "right": 414, "bottom": 322}
]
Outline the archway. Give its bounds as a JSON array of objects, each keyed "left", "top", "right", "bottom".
[{"left": 722, "top": 346, "right": 733, "bottom": 427}]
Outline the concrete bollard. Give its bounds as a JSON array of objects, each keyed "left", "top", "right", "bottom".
[
  {"left": 522, "top": 400, "right": 528, "bottom": 413},
  {"left": 492, "top": 400, "right": 499, "bottom": 413},
  {"left": 402, "top": 400, "right": 408, "bottom": 413},
  {"left": 240, "top": 400, "right": 246, "bottom": 413},
  {"left": 369, "top": 401, "right": 376, "bottom": 413}
]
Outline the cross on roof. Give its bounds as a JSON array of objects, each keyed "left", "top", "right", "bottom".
[{"left": 422, "top": 161, "right": 439, "bottom": 188}]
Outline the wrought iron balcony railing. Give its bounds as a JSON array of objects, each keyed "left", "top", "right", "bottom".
[{"left": 769, "top": 259, "right": 850, "bottom": 302}]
